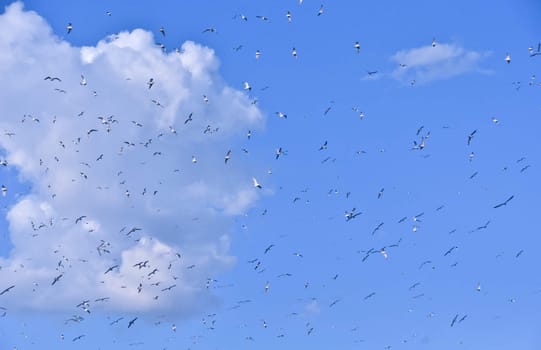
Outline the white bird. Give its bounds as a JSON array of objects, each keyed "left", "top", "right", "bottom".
[
  {"left": 505, "top": 52, "right": 511, "bottom": 64},
  {"left": 192, "top": 155, "right": 198, "bottom": 164},
  {"left": 317, "top": 5, "right": 324, "bottom": 16},
  {"left": 292, "top": 47, "right": 297, "bottom": 59},
  {"left": 1, "top": 185, "right": 7, "bottom": 197},
  {"left": 80, "top": 75, "right": 87, "bottom": 86},
  {"left": 276, "top": 111, "right": 288, "bottom": 119},
  {"left": 66, "top": 22, "right": 73, "bottom": 34},
  {"left": 354, "top": 41, "right": 360, "bottom": 53},
  {"left": 432, "top": 38, "right": 436, "bottom": 47},
  {"left": 252, "top": 177, "right": 262, "bottom": 189},
  {"left": 476, "top": 283, "right": 481, "bottom": 292},
  {"left": 255, "top": 50, "right": 261, "bottom": 59},
  {"left": 264, "top": 281, "right": 270, "bottom": 292},
  {"left": 203, "top": 95, "right": 209, "bottom": 103},
  {"left": 243, "top": 81, "right": 251, "bottom": 91},
  {"left": 286, "top": 11, "right": 292, "bottom": 22},
  {"left": 159, "top": 26, "right": 166, "bottom": 36}
]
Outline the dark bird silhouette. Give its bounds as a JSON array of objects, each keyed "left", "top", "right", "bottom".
[
  {"left": 493, "top": 195, "right": 514, "bottom": 208},
  {"left": 128, "top": 317, "right": 138, "bottom": 328},
  {"left": 0, "top": 285, "right": 15, "bottom": 295}
]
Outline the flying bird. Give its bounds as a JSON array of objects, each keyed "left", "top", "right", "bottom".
[
  {"left": 505, "top": 52, "right": 511, "bottom": 63},
  {"left": 317, "top": 4, "right": 324, "bottom": 16},
  {"left": 292, "top": 47, "right": 297, "bottom": 59},
  {"left": 0, "top": 285, "right": 15, "bottom": 295},
  {"left": 80, "top": 75, "right": 87, "bottom": 86},
  {"left": 147, "top": 78, "right": 154, "bottom": 89},
  {"left": 66, "top": 22, "right": 73, "bottom": 34},
  {"left": 128, "top": 317, "right": 138, "bottom": 328},
  {"left": 1, "top": 185, "right": 6, "bottom": 197},
  {"left": 432, "top": 38, "right": 436, "bottom": 47},
  {"left": 224, "top": 150, "right": 232, "bottom": 164},
  {"left": 51, "top": 273, "right": 64, "bottom": 285},
  {"left": 44, "top": 76, "right": 61, "bottom": 82},
  {"left": 354, "top": 41, "right": 360, "bottom": 53},
  {"left": 467, "top": 129, "right": 477, "bottom": 145},
  {"left": 493, "top": 195, "right": 514, "bottom": 208},
  {"left": 159, "top": 26, "right": 165, "bottom": 36},
  {"left": 252, "top": 177, "right": 262, "bottom": 189}
]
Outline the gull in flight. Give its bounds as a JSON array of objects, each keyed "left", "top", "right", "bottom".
[
  {"left": 493, "top": 195, "right": 514, "bottom": 208},
  {"left": 159, "top": 26, "right": 166, "bottom": 36},
  {"left": 317, "top": 4, "right": 324, "bottom": 16},
  {"left": 66, "top": 22, "right": 73, "bottom": 34},
  {"left": 80, "top": 75, "right": 87, "bottom": 86},
  {"left": 354, "top": 41, "right": 360, "bottom": 53},
  {"left": 252, "top": 177, "right": 262, "bottom": 189},
  {"left": 224, "top": 150, "right": 231, "bottom": 164},
  {"left": 276, "top": 111, "right": 288, "bottom": 119},
  {"left": 529, "top": 43, "right": 541, "bottom": 57},
  {"left": 432, "top": 38, "right": 436, "bottom": 47},
  {"left": 292, "top": 47, "right": 298, "bottom": 59},
  {"left": 255, "top": 50, "right": 261, "bottom": 59},
  {"left": 286, "top": 11, "right": 292, "bottom": 23},
  {"left": 505, "top": 52, "right": 511, "bottom": 64},
  {"left": 243, "top": 81, "right": 252, "bottom": 91},
  {"left": 1, "top": 185, "right": 6, "bottom": 197},
  {"left": 147, "top": 78, "right": 154, "bottom": 89}
]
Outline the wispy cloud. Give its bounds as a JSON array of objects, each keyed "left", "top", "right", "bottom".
[
  {"left": 0, "top": 2, "right": 263, "bottom": 315},
  {"left": 390, "top": 43, "right": 488, "bottom": 83}
]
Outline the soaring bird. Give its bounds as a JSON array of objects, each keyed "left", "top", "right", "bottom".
[
  {"left": 252, "top": 177, "right": 262, "bottom": 189},
  {"left": 276, "top": 111, "right": 288, "bottom": 119},
  {"left": 159, "top": 26, "right": 165, "bottom": 36},
  {"left": 66, "top": 22, "right": 73, "bottom": 34},
  {"left": 255, "top": 50, "right": 261, "bottom": 59},
  {"left": 80, "top": 75, "right": 87, "bottom": 86},
  {"left": 1, "top": 185, "right": 6, "bottom": 197},
  {"left": 286, "top": 11, "right": 292, "bottom": 22},
  {"left": 292, "top": 47, "right": 298, "bottom": 59},
  {"left": 467, "top": 129, "right": 477, "bottom": 145},
  {"left": 529, "top": 43, "right": 541, "bottom": 57},
  {"left": 354, "top": 41, "right": 360, "bottom": 53},
  {"left": 493, "top": 195, "right": 514, "bottom": 208},
  {"left": 52, "top": 273, "right": 64, "bottom": 285},
  {"left": 432, "top": 38, "right": 436, "bottom": 47},
  {"left": 505, "top": 52, "right": 511, "bottom": 64},
  {"left": 317, "top": 4, "right": 324, "bottom": 16},
  {"left": 147, "top": 78, "right": 154, "bottom": 89},
  {"left": 224, "top": 150, "right": 232, "bottom": 164},
  {"left": 128, "top": 317, "right": 138, "bottom": 328},
  {"left": 0, "top": 285, "right": 15, "bottom": 295},
  {"left": 243, "top": 81, "right": 252, "bottom": 91}
]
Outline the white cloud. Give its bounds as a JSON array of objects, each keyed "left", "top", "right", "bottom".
[
  {"left": 390, "top": 43, "right": 488, "bottom": 83},
  {"left": 0, "top": 2, "right": 264, "bottom": 316}
]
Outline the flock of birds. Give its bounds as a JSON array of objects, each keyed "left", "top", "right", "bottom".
[{"left": 0, "top": 1, "right": 539, "bottom": 349}]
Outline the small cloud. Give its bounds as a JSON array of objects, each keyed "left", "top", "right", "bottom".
[{"left": 390, "top": 43, "right": 488, "bottom": 84}]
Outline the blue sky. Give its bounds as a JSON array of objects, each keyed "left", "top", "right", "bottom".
[{"left": 0, "top": 0, "right": 540, "bottom": 349}]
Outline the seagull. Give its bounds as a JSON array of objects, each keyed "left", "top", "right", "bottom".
[
  {"left": 377, "top": 188, "right": 384, "bottom": 199},
  {"left": 255, "top": 50, "right": 261, "bottom": 59},
  {"left": 0, "top": 285, "right": 15, "bottom": 295},
  {"left": 256, "top": 15, "right": 270, "bottom": 21},
  {"left": 292, "top": 47, "right": 298, "bottom": 59},
  {"left": 128, "top": 317, "right": 138, "bottom": 328},
  {"left": 147, "top": 78, "right": 154, "bottom": 89},
  {"left": 44, "top": 76, "right": 62, "bottom": 82},
  {"left": 354, "top": 41, "right": 360, "bottom": 53},
  {"left": 159, "top": 26, "right": 165, "bottom": 36},
  {"left": 275, "top": 147, "right": 286, "bottom": 159},
  {"left": 184, "top": 112, "right": 193, "bottom": 124},
  {"left": 51, "top": 273, "right": 64, "bottom": 285},
  {"left": 493, "top": 195, "right": 514, "bottom": 208},
  {"left": 345, "top": 208, "right": 361, "bottom": 221},
  {"left": 80, "top": 75, "right": 87, "bottom": 86},
  {"left": 203, "top": 95, "right": 209, "bottom": 103},
  {"left": 529, "top": 43, "right": 541, "bottom": 57},
  {"left": 432, "top": 38, "right": 436, "bottom": 47},
  {"left": 66, "top": 22, "right": 73, "bottom": 34},
  {"left": 243, "top": 81, "right": 252, "bottom": 91},
  {"left": 505, "top": 52, "right": 511, "bottom": 64},
  {"left": 286, "top": 11, "right": 292, "bottom": 22},
  {"left": 450, "top": 314, "right": 459, "bottom": 327},
  {"left": 75, "top": 215, "right": 87, "bottom": 224},
  {"left": 319, "top": 140, "right": 328, "bottom": 150},
  {"left": 224, "top": 150, "right": 232, "bottom": 164},
  {"left": 1, "top": 185, "right": 6, "bottom": 197},
  {"left": 252, "top": 177, "right": 262, "bottom": 189},
  {"left": 264, "top": 281, "right": 270, "bottom": 292},
  {"left": 317, "top": 4, "right": 324, "bottom": 16},
  {"left": 467, "top": 129, "right": 477, "bottom": 146},
  {"left": 276, "top": 111, "right": 288, "bottom": 119},
  {"left": 202, "top": 27, "right": 217, "bottom": 33},
  {"left": 264, "top": 244, "right": 275, "bottom": 254}
]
